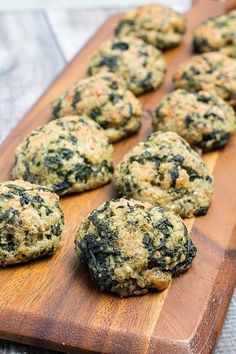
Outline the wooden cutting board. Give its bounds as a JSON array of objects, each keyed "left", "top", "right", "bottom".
[{"left": 0, "top": 0, "right": 236, "bottom": 353}]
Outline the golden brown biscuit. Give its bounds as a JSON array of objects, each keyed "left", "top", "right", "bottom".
[
  {"left": 12, "top": 116, "right": 113, "bottom": 195},
  {"left": 115, "top": 132, "right": 213, "bottom": 218},
  {"left": 173, "top": 52, "right": 236, "bottom": 109},
  {"left": 115, "top": 4, "right": 185, "bottom": 50},
  {"left": 87, "top": 37, "right": 166, "bottom": 95},
  {"left": 75, "top": 198, "right": 196, "bottom": 297},
  {"left": 52, "top": 73, "right": 142, "bottom": 142},
  {"left": 0, "top": 180, "right": 64, "bottom": 266},
  {"left": 153, "top": 89, "right": 236, "bottom": 151},
  {"left": 193, "top": 10, "right": 236, "bottom": 58}
]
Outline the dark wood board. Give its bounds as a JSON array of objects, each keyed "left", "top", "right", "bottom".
[{"left": 0, "top": 0, "right": 236, "bottom": 353}]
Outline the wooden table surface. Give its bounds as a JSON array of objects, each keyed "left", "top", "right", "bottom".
[{"left": 0, "top": 5, "right": 235, "bottom": 354}]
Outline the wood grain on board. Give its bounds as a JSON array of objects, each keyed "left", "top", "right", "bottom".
[{"left": 0, "top": 1, "right": 236, "bottom": 353}]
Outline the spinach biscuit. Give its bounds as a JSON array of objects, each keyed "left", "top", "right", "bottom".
[
  {"left": 52, "top": 73, "right": 142, "bottom": 143},
  {"left": 153, "top": 89, "right": 236, "bottom": 151},
  {"left": 115, "top": 4, "right": 186, "bottom": 50},
  {"left": 115, "top": 132, "right": 213, "bottom": 218},
  {"left": 193, "top": 10, "right": 236, "bottom": 58},
  {"left": 75, "top": 198, "right": 197, "bottom": 297},
  {"left": 87, "top": 37, "right": 166, "bottom": 95},
  {"left": 0, "top": 180, "right": 64, "bottom": 266},
  {"left": 173, "top": 52, "right": 236, "bottom": 109},
  {"left": 12, "top": 116, "right": 113, "bottom": 195}
]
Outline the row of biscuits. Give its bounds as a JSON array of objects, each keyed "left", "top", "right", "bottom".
[{"left": 1, "top": 4, "right": 236, "bottom": 297}]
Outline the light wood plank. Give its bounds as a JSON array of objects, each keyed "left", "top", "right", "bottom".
[
  {"left": 0, "top": 11, "right": 65, "bottom": 144},
  {"left": 46, "top": 9, "right": 117, "bottom": 62},
  {"left": 0, "top": 10, "right": 66, "bottom": 354},
  {"left": 0, "top": 0, "right": 191, "bottom": 12}
]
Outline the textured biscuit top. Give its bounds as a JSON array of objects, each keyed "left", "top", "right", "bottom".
[
  {"left": 12, "top": 116, "right": 114, "bottom": 195},
  {"left": 115, "top": 4, "right": 186, "bottom": 50},
  {"left": 0, "top": 180, "right": 64, "bottom": 266},
  {"left": 87, "top": 37, "right": 166, "bottom": 95},
  {"left": 75, "top": 198, "right": 197, "bottom": 297},
  {"left": 173, "top": 52, "right": 236, "bottom": 109},
  {"left": 52, "top": 73, "right": 142, "bottom": 143},
  {"left": 115, "top": 132, "right": 213, "bottom": 218},
  {"left": 153, "top": 89, "right": 236, "bottom": 151},
  {"left": 193, "top": 10, "right": 236, "bottom": 58}
]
